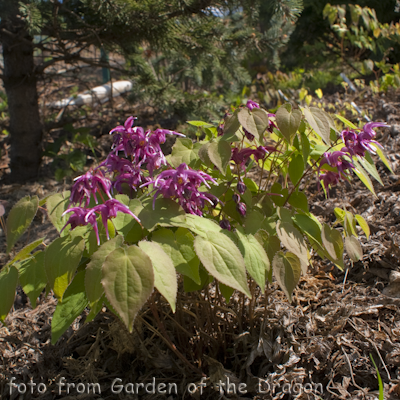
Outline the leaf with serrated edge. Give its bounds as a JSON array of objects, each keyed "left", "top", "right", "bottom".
[
  {"left": 303, "top": 107, "right": 331, "bottom": 144},
  {"left": 152, "top": 228, "right": 200, "bottom": 284},
  {"left": 45, "top": 236, "right": 85, "bottom": 301},
  {"left": 194, "top": 231, "right": 250, "bottom": 297},
  {"left": 17, "top": 251, "right": 47, "bottom": 308},
  {"left": 208, "top": 141, "right": 231, "bottom": 175},
  {"left": 6, "top": 196, "right": 39, "bottom": 253},
  {"left": 238, "top": 108, "right": 269, "bottom": 140},
  {"left": 46, "top": 191, "right": 71, "bottom": 235},
  {"left": 273, "top": 251, "right": 301, "bottom": 302},
  {"left": 51, "top": 270, "right": 88, "bottom": 344},
  {"left": 170, "top": 138, "right": 200, "bottom": 168},
  {"left": 85, "top": 236, "right": 124, "bottom": 303},
  {"left": 174, "top": 214, "right": 221, "bottom": 237},
  {"left": 275, "top": 104, "right": 302, "bottom": 143},
  {"left": 236, "top": 228, "right": 268, "bottom": 292},
  {"left": 355, "top": 215, "right": 370, "bottom": 239},
  {"left": 276, "top": 221, "right": 308, "bottom": 274},
  {"left": 345, "top": 236, "right": 363, "bottom": 262},
  {"left": 138, "top": 241, "right": 177, "bottom": 312},
  {"left": 102, "top": 245, "right": 154, "bottom": 332},
  {"left": 0, "top": 266, "right": 18, "bottom": 323}
]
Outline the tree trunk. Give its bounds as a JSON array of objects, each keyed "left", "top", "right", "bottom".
[{"left": 1, "top": 5, "right": 43, "bottom": 182}]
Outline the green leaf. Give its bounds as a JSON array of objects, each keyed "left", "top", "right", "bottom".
[
  {"left": 355, "top": 214, "right": 370, "bottom": 239},
  {"left": 207, "top": 140, "right": 231, "bottom": 175},
  {"left": 353, "top": 159, "right": 376, "bottom": 196},
  {"left": 198, "top": 143, "right": 213, "bottom": 167},
  {"left": 0, "top": 266, "right": 18, "bottom": 323},
  {"left": 175, "top": 214, "right": 221, "bottom": 237},
  {"left": 288, "top": 191, "right": 308, "bottom": 212},
  {"left": 300, "top": 132, "right": 310, "bottom": 167},
  {"left": 276, "top": 221, "right": 308, "bottom": 274},
  {"left": 169, "top": 138, "right": 200, "bottom": 168},
  {"left": 17, "top": 251, "right": 47, "bottom": 308},
  {"left": 292, "top": 214, "right": 322, "bottom": 245},
  {"left": 45, "top": 236, "right": 85, "bottom": 300},
  {"left": 371, "top": 144, "right": 393, "bottom": 173},
  {"left": 46, "top": 191, "right": 71, "bottom": 235},
  {"left": 238, "top": 108, "right": 269, "bottom": 140},
  {"left": 151, "top": 228, "right": 200, "bottom": 284},
  {"left": 51, "top": 270, "right": 88, "bottom": 344},
  {"left": 187, "top": 120, "right": 213, "bottom": 128},
  {"left": 288, "top": 154, "right": 304, "bottom": 186},
  {"left": 138, "top": 198, "right": 186, "bottom": 231},
  {"left": 275, "top": 103, "right": 302, "bottom": 143},
  {"left": 273, "top": 251, "right": 301, "bottom": 302},
  {"left": 244, "top": 210, "right": 265, "bottom": 234},
  {"left": 345, "top": 236, "right": 363, "bottom": 262},
  {"left": 6, "top": 237, "right": 44, "bottom": 267},
  {"left": 138, "top": 241, "right": 177, "bottom": 312},
  {"left": 6, "top": 196, "right": 39, "bottom": 253},
  {"left": 270, "top": 183, "right": 288, "bottom": 207},
  {"left": 223, "top": 111, "right": 241, "bottom": 139},
  {"left": 236, "top": 228, "right": 269, "bottom": 292},
  {"left": 112, "top": 196, "right": 144, "bottom": 242},
  {"left": 303, "top": 107, "right": 331, "bottom": 144},
  {"left": 85, "top": 236, "right": 124, "bottom": 303},
  {"left": 86, "top": 296, "right": 105, "bottom": 323},
  {"left": 335, "top": 114, "right": 358, "bottom": 130},
  {"left": 194, "top": 231, "right": 250, "bottom": 297},
  {"left": 370, "top": 354, "right": 384, "bottom": 400},
  {"left": 102, "top": 245, "right": 154, "bottom": 331},
  {"left": 219, "top": 283, "right": 234, "bottom": 303},
  {"left": 321, "top": 223, "right": 344, "bottom": 266},
  {"left": 360, "top": 151, "right": 383, "bottom": 185},
  {"left": 183, "top": 266, "right": 210, "bottom": 292}
]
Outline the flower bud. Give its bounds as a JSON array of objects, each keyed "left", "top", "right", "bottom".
[
  {"left": 232, "top": 194, "right": 240, "bottom": 203},
  {"left": 236, "top": 202, "right": 247, "bottom": 217},
  {"left": 244, "top": 128, "right": 254, "bottom": 141},
  {"left": 219, "top": 219, "right": 231, "bottom": 231},
  {"left": 236, "top": 181, "right": 246, "bottom": 194}
]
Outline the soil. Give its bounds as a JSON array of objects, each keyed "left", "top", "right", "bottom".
[{"left": 1, "top": 87, "right": 400, "bottom": 400}]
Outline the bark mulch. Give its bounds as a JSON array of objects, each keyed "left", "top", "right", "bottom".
[{"left": 1, "top": 88, "right": 400, "bottom": 399}]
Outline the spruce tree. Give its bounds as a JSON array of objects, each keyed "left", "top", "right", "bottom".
[{"left": 0, "top": 0, "right": 303, "bottom": 182}]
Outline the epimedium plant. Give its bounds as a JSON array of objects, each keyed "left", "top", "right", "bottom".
[{"left": 0, "top": 100, "right": 391, "bottom": 344}]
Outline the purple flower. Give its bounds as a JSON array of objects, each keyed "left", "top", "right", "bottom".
[
  {"left": 232, "top": 194, "right": 240, "bottom": 203},
  {"left": 237, "top": 181, "right": 246, "bottom": 194},
  {"left": 141, "top": 163, "right": 217, "bottom": 215},
  {"left": 244, "top": 128, "right": 255, "bottom": 141},
  {"left": 237, "top": 202, "right": 247, "bottom": 217},
  {"left": 109, "top": 117, "right": 184, "bottom": 175},
  {"left": 219, "top": 219, "right": 231, "bottom": 231},
  {"left": 70, "top": 170, "right": 112, "bottom": 206},
  {"left": 246, "top": 100, "right": 260, "bottom": 111},
  {"left": 86, "top": 199, "right": 140, "bottom": 242},
  {"left": 320, "top": 151, "right": 354, "bottom": 178},
  {"left": 319, "top": 171, "right": 341, "bottom": 194},
  {"left": 340, "top": 122, "right": 386, "bottom": 157},
  {"left": 62, "top": 199, "right": 140, "bottom": 245},
  {"left": 231, "top": 146, "right": 278, "bottom": 168},
  {"left": 267, "top": 113, "right": 277, "bottom": 133}
]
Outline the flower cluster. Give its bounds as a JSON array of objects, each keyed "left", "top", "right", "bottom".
[
  {"left": 319, "top": 121, "right": 387, "bottom": 191},
  {"left": 63, "top": 170, "right": 139, "bottom": 245},
  {"left": 104, "top": 116, "right": 185, "bottom": 193},
  {"left": 142, "top": 163, "right": 218, "bottom": 216}
]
